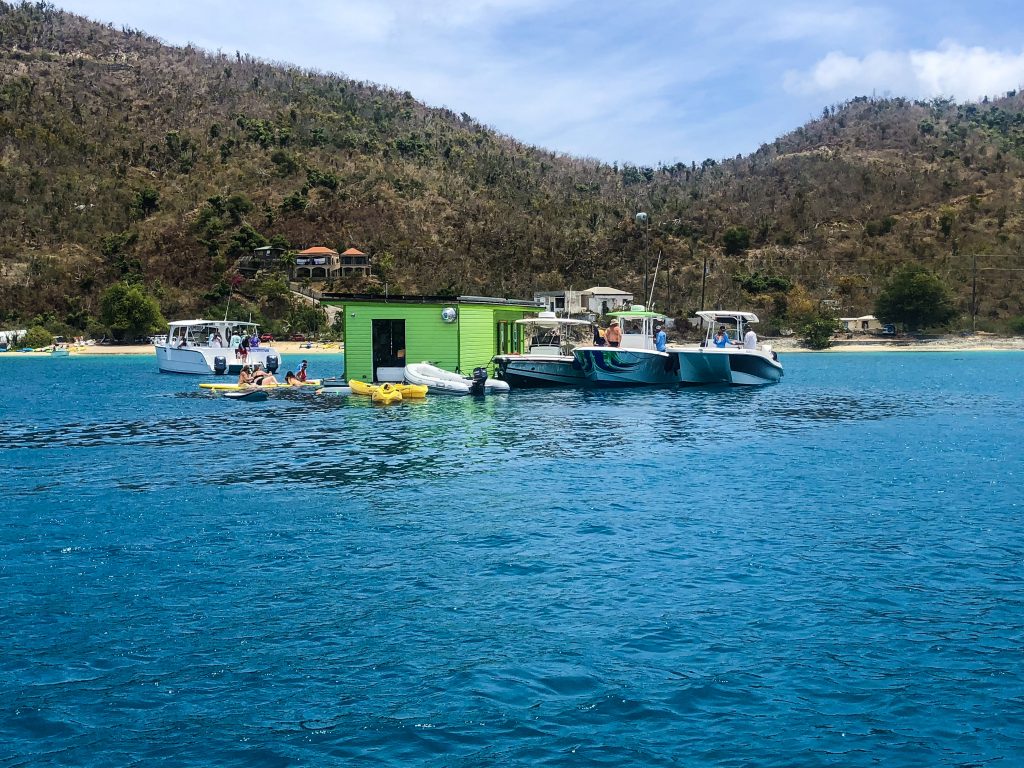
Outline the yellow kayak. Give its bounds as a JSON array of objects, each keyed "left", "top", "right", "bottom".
[
  {"left": 199, "top": 379, "right": 322, "bottom": 391},
  {"left": 371, "top": 383, "right": 403, "bottom": 405},
  {"left": 348, "top": 379, "right": 427, "bottom": 399}
]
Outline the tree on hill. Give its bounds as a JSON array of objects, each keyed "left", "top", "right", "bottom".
[
  {"left": 874, "top": 265, "right": 957, "bottom": 331},
  {"left": 99, "top": 283, "right": 165, "bottom": 340},
  {"left": 24, "top": 326, "right": 53, "bottom": 349}
]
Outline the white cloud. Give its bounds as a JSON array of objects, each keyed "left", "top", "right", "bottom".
[{"left": 785, "top": 42, "right": 1024, "bottom": 101}]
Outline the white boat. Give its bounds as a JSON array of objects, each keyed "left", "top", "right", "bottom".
[
  {"left": 404, "top": 362, "right": 511, "bottom": 395},
  {"left": 673, "top": 311, "right": 783, "bottom": 386},
  {"left": 492, "top": 311, "right": 592, "bottom": 388},
  {"left": 155, "top": 320, "right": 282, "bottom": 375},
  {"left": 572, "top": 307, "right": 678, "bottom": 387}
]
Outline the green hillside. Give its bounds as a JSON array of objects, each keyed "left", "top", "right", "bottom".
[{"left": 2, "top": 1, "right": 1023, "bottom": 337}]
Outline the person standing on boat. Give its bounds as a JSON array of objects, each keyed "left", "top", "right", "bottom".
[
  {"left": 250, "top": 332, "right": 260, "bottom": 349},
  {"left": 743, "top": 326, "right": 757, "bottom": 349},
  {"left": 230, "top": 330, "right": 242, "bottom": 359},
  {"left": 605, "top": 320, "right": 622, "bottom": 347},
  {"left": 713, "top": 326, "right": 730, "bottom": 348},
  {"left": 592, "top": 325, "right": 606, "bottom": 346},
  {"left": 655, "top": 325, "right": 667, "bottom": 352}
]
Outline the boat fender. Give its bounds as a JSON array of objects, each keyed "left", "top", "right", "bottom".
[
  {"left": 469, "top": 366, "right": 488, "bottom": 396},
  {"left": 214, "top": 355, "right": 227, "bottom": 375},
  {"left": 265, "top": 354, "right": 279, "bottom": 373}
]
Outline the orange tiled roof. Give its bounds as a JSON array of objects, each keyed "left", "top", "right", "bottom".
[
  {"left": 297, "top": 246, "right": 339, "bottom": 255},
  {"left": 341, "top": 248, "right": 366, "bottom": 256}
]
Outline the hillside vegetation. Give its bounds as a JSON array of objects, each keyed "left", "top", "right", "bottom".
[{"left": 2, "top": 1, "right": 1023, "bottom": 337}]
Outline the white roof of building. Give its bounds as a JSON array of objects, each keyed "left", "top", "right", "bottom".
[{"left": 582, "top": 286, "right": 632, "bottom": 295}]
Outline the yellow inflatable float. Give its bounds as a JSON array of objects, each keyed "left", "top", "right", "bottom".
[
  {"left": 371, "top": 382, "right": 403, "bottom": 405},
  {"left": 347, "top": 380, "right": 427, "bottom": 400}
]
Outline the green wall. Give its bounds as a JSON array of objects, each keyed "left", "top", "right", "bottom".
[{"left": 326, "top": 300, "right": 535, "bottom": 382}]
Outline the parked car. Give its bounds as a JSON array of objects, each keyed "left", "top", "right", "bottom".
[
  {"left": 260, "top": 334, "right": 274, "bottom": 342},
  {"left": 289, "top": 334, "right": 306, "bottom": 342}
]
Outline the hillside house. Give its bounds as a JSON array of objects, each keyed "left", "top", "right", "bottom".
[
  {"left": 581, "top": 287, "right": 634, "bottom": 315},
  {"left": 293, "top": 247, "right": 341, "bottom": 281},
  {"left": 340, "top": 248, "right": 371, "bottom": 278},
  {"left": 237, "top": 245, "right": 286, "bottom": 277}
]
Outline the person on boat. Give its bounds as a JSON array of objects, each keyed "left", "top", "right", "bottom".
[
  {"left": 284, "top": 371, "right": 304, "bottom": 386},
  {"left": 249, "top": 332, "right": 260, "bottom": 349},
  {"left": 210, "top": 331, "right": 223, "bottom": 348},
  {"left": 655, "top": 325, "right": 667, "bottom": 352},
  {"left": 713, "top": 326, "right": 731, "bottom": 348},
  {"left": 177, "top": 336, "right": 188, "bottom": 349},
  {"left": 743, "top": 326, "right": 757, "bottom": 349},
  {"left": 592, "top": 325, "right": 606, "bottom": 346},
  {"left": 230, "top": 330, "right": 242, "bottom": 359},
  {"left": 297, "top": 360, "right": 309, "bottom": 382},
  {"left": 605, "top": 320, "right": 622, "bottom": 347}
]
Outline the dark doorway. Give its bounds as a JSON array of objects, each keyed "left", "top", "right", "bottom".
[{"left": 372, "top": 319, "right": 406, "bottom": 381}]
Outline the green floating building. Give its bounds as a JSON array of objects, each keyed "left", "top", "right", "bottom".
[{"left": 320, "top": 294, "right": 544, "bottom": 383}]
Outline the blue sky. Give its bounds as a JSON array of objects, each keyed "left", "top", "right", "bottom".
[{"left": 54, "top": 1, "right": 1024, "bottom": 166}]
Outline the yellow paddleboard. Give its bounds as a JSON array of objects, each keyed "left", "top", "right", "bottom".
[{"left": 199, "top": 379, "right": 322, "bottom": 391}]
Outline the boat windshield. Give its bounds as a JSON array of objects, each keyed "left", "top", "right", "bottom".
[
  {"left": 167, "top": 322, "right": 259, "bottom": 347},
  {"left": 523, "top": 321, "right": 590, "bottom": 352}
]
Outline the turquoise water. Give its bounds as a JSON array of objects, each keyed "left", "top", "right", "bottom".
[{"left": 2, "top": 352, "right": 1023, "bottom": 766}]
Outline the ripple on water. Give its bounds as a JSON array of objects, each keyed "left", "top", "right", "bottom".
[{"left": 2, "top": 353, "right": 1024, "bottom": 765}]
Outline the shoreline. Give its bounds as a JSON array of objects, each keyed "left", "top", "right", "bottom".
[
  {"left": 2, "top": 337, "right": 1023, "bottom": 359},
  {"left": 0, "top": 341, "right": 344, "bottom": 358}
]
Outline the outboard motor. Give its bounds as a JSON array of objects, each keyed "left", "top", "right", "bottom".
[
  {"left": 469, "top": 366, "right": 488, "bottom": 396},
  {"left": 265, "top": 354, "right": 280, "bottom": 373},
  {"left": 213, "top": 355, "right": 227, "bottom": 375}
]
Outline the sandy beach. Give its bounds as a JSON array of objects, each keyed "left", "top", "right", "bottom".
[{"left": 768, "top": 334, "right": 1024, "bottom": 353}]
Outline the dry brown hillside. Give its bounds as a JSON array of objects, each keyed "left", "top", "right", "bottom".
[{"left": 2, "top": 2, "right": 1023, "bottom": 336}]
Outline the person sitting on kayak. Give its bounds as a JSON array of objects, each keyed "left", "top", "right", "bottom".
[
  {"left": 284, "top": 371, "right": 304, "bottom": 386},
  {"left": 250, "top": 364, "right": 278, "bottom": 386},
  {"left": 297, "top": 360, "right": 309, "bottom": 382}
]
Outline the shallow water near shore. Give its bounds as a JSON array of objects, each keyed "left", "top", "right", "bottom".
[{"left": 3, "top": 352, "right": 1023, "bottom": 766}]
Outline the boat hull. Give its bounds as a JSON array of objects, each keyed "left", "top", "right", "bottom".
[
  {"left": 573, "top": 348, "right": 678, "bottom": 387},
  {"left": 404, "top": 363, "right": 510, "bottom": 395},
  {"left": 675, "top": 348, "right": 783, "bottom": 386},
  {"left": 493, "top": 355, "right": 588, "bottom": 388},
  {"left": 157, "top": 345, "right": 281, "bottom": 375}
]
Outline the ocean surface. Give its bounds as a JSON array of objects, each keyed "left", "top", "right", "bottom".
[{"left": 2, "top": 351, "right": 1023, "bottom": 767}]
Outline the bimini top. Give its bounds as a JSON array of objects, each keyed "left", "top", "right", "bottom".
[
  {"left": 167, "top": 319, "right": 259, "bottom": 328},
  {"left": 697, "top": 311, "right": 759, "bottom": 324},
  {"left": 608, "top": 309, "right": 667, "bottom": 320},
  {"left": 516, "top": 311, "right": 592, "bottom": 327}
]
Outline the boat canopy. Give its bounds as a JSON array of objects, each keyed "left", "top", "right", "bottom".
[
  {"left": 167, "top": 319, "right": 259, "bottom": 329},
  {"left": 696, "top": 311, "right": 759, "bottom": 324},
  {"left": 607, "top": 310, "right": 667, "bottom": 320},
  {"left": 516, "top": 311, "right": 591, "bottom": 327}
]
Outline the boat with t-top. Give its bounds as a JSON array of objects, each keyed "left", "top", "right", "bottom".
[
  {"left": 156, "top": 320, "right": 282, "bottom": 375},
  {"left": 492, "top": 311, "right": 592, "bottom": 387},
  {"left": 572, "top": 307, "right": 678, "bottom": 387},
  {"left": 673, "top": 311, "right": 782, "bottom": 385}
]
